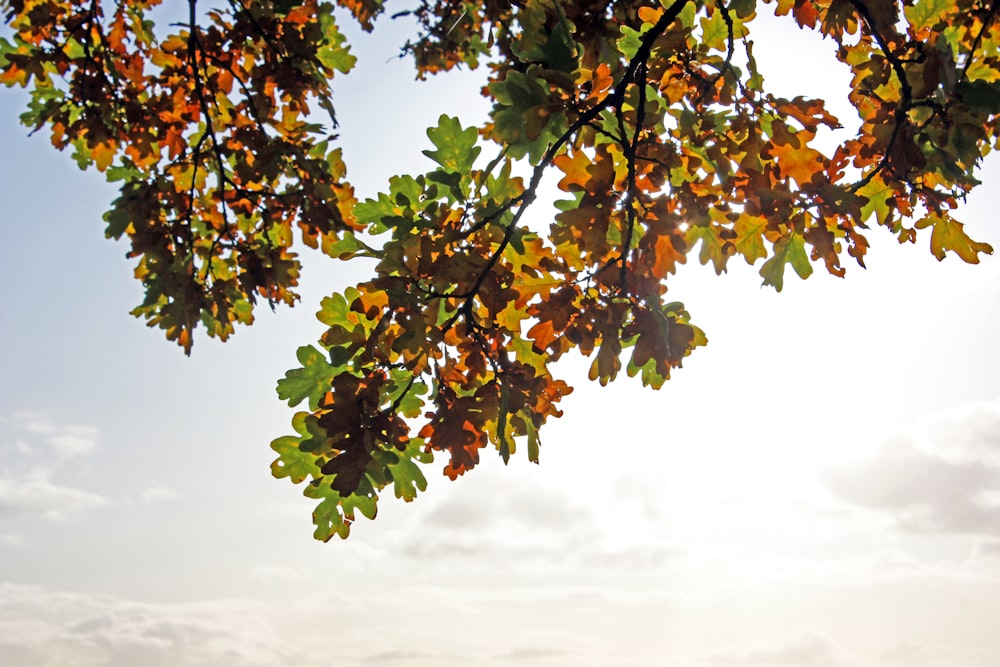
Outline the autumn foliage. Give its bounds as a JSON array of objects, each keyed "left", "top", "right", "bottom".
[{"left": 2, "top": 0, "right": 998, "bottom": 539}]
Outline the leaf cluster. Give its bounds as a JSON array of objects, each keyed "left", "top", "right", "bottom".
[{"left": 3, "top": 0, "right": 998, "bottom": 538}]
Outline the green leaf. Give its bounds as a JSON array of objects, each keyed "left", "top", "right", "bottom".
[
  {"left": 388, "top": 455, "right": 427, "bottom": 502},
  {"left": 730, "top": 0, "right": 756, "bottom": 19},
  {"left": 488, "top": 71, "right": 566, "bottom": 162},
  {"left": 398, "top": 381, "right": 428, "bottom": 419},
  {"left": 617, "top": 25, "right": 644, "bottom": 60},
  {"left": 317, "top": 8, "right": 357, "bottom": 74},
  {"left": 306, "top": 481, "right": 378, "bottom": 542},
  {"left": 686, "top": 224, "right": 732, "bottom": 274},
  {"left": 700, "top": 10, "right": 729, "bottom": 52},
  {"left": 103, "top": 204, "right": 132, "bottom": 239},
  {"left": 857, "top": 174, "right": 895, "bottom": 226},
  {"left": 316, "top": 292, "right": 350, "bottom": 327},
  {"left": 323, "top": 230, "right": 366, "bottom": 260},
  {"left": 0, "top": 36, "right": 16, "bottom": 61},
  {"left": 422, "top": 114, "right": 481, "bottom": 174},
  {"left": 105, "top": 164, "right": 141, "bottom": 183},
  {"left": 276, "top": 345, "right": 337, "bottom": 410},
  {"left": 355, "top": 192, "right": 406, "bottom": 234},
  {"left": 511, "top": 0, "right": 579, "bottom": 73},
  {"left": 270, "top": 412, "right": 322, "bottom": 483},
  {"left": 18, "top": 80, "right": 63, "bottom": 129},
  {"left": 524, "top": 418, "right": 541, "bottom": 464},
  {"left": 904, "top": 0, "right": 951, "bottom": 33},
  {"left": 760, "top": 233, "right": 813, "bottom": 291},
  {"left": 484, "top": 159, "right": 524, "bottom": 203}
]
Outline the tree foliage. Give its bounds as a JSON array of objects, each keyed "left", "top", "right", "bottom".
[{"left": 3, "top": 0, "right": 998, "bottom": 539}]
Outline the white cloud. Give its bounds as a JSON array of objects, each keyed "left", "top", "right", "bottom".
[
  {"left": 47, "top": 429, "right": 99, "bottom": 458},
  {"left": 925, "top": 399, "right": 1000, "bottom": 466},
  {"left": 391, "top": 469, "right": 593, "bottom": 563},
  {"left": 0, "top": 413, "right": 107, "bottom": 520},
  {"left": 878, "top": 642, "right": 1000, "bottom": 667},
  {"left": 491, "top": 646, "right": 570, "bottom": 662},
  {"left": 247, "top": 565, "right": 302, "bottom": 584},
  {"left": 0, "top": 583, "right": 303, "bottom": 667},
  {"left": 0, "top": 533, "right": 23, "bottom": 547},
  {"left": 7, "top": 412, "right": 99, "bottom": 458},
  {"left": 978, "top": 540, "right": 1000, "bottom": 558},
  {"left": 0, "top": 470, "right": 107, "bottom": 520},
  {"left": 359, "top": 649, "right": 437, "bottom": 664},
  {"left": 822, "top": 399, "right": 1000, "bottom": 536},
  {"left": 711, "top": 632, "right": 846, "bottom": 667},
  {"left": 141, "top": 485, "right": 180, "bottom": 503},
  {"left": 879, "top": 643, "right": 948, "bottom": 667},
  {"left": 381, "top": 465, "right": 690, "bottom": 573}
]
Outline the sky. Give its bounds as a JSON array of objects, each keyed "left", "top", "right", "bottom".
[{"left": 2, "top": 5, "right": 1000, "bottom": 667}]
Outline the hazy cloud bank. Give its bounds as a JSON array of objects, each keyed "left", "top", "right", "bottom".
[
  {"left": 0, "top": 583, "right": 301, "bottom": 667},
  {"left": 823, "top": 398, "right": 1000, "bottom": 536}
]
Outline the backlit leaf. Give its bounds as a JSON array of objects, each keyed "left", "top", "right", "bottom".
[
  {"left": 422, "top": 114, "right": 482, "bottom": 174},
  {"left": 916, "top": 212, "right": 994, "bottom": 263},
  {"left": 760, "top": 234, "right": 813, "bottom": 291},
  {"left": 276, "top": 346, "right": 338, "bottom": 410}
]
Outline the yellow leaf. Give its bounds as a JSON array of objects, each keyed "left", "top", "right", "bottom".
[{"left": 916, "top": 212, "right": 994, "bottom": 263}]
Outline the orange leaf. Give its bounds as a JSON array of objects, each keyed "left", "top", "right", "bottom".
[{"left": 770, "top": 141, "right": 827, "bottom": 186}]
